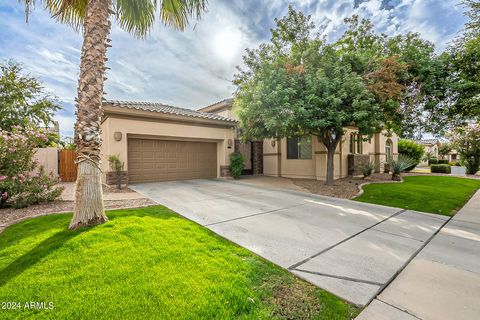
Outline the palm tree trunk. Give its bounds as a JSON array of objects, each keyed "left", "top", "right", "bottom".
[{"left": 70, "top": 0, "right": 112, "bottom": 230}]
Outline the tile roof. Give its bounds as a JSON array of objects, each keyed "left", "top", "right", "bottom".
[
  {"left": 198, "top": 98, "right": 233, "bottom": 112},
  {"left": 104, "top": 100, "right": 237, "bottom": 123},
  {"left": 416, "top": 139, "right": 440, "bottom": 145}
]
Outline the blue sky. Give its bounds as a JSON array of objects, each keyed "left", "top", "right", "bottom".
[{"left": 0, "top": 0, "right": 468, "bottom": 137}]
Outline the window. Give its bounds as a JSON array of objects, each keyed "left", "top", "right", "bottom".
[
  {"left": 385, "top": 139, "right": 393, "bottom": 162},
  {"left": 357, "top": 134, "right": 363, "bottom": 154},
  {"left": 349, "top": 132, "right": 363, "bottom": 154},
  {"left": 349, "top": 133, "right": 355, "bottom": 154},
  {"left": 287, "top": 136, "right": 312, "bottom": 159}
]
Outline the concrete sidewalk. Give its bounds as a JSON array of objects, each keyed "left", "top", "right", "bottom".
[{"left": 357, "top": 190, "right": 480, "bottom": 320}]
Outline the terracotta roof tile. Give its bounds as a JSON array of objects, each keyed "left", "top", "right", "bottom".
[{"left": 104, "top": 100, "right": 237, "bottom": 123}]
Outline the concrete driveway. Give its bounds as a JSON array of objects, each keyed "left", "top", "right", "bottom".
[{"left": 130, "top": 179, "right": 448, "bottom": 306}]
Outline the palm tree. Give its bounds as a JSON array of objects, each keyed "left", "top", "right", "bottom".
[{"left": 20, "top": 0, "right": 208, "bottom": 230}]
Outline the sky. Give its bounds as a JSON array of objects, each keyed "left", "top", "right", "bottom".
[{"left": 0, "top": 0, "right": 469, "bottom": 137}]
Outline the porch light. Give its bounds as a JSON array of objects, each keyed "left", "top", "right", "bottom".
[{"left": 114, "top": 132, "right": 122, "bottom": 141}]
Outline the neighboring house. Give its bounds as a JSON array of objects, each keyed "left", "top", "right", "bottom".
[
  {"left": 416, "top": 139, "right": 441, "bottom": 165},
  {"left": 100, "top": 99, "right": 398, "bottom": 184},
  {"left": 416, "top": 139, "right": 459, "bottom": 164}
]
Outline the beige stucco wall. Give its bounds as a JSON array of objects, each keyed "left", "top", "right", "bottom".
[
  {"left": 34, "top": 147, "right": 58, "bottom": 179},
  {"left": 263, "top": 129, "right": 398, "bottom": 181},
  {"left": 101, "top": 116, "right": 235, "bottom": 181}
]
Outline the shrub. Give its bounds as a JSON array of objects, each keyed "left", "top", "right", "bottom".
[
  {"left": 431, "top": 164, "right": 451, "bottom": 174},
  {"left": 429, "top": 157, "right": 438, "bottom": 165},
  {"left": 229, "top": 152, "right": 244, "bottom": 179},
  {"left": 389, "top": 155, "right": 417, "bottom": 181},
  {"left": 464, "top": 157, "right": 480, "bottom": 175},
  {"left": 362, "top": 162, "right": 375, "bottom": 178},
  {"left": 0, "top": 127, "right": 62, "bottom": 208},
  {"left": 398, "top": 140, "right": 424, "bottom": 171},
  {"left": 437, "top": 159, "right": 449, "bottom": 164},
  {"left": 107, "top": 154, "right": 124, "bottom": 189},
  {"left": 448, "top": 161, "right": 460, "bottom": 166}
]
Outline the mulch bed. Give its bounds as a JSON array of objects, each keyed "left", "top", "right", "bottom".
[{"left": 292, "top": 173, "right": 394, "bottom": 199}]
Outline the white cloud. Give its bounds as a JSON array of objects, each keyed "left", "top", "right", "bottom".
[{"left": 0, "top": 0, "right": 468, "bottom": 137}]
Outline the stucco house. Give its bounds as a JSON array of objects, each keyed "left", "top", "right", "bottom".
[
  {"left": 100, "top": 99, "right": 398, "bottom": 184},
  {"left": 416, "top": 139, "right": 460, "bottom": 165}
]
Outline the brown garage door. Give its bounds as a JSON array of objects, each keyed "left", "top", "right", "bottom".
[{"left": 128, "top": 138, "right": 217, "bottom": 183}]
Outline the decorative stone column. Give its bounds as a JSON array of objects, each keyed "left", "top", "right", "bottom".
[{"left": 252, "top": 141, "right": 263, "bottom": 175}]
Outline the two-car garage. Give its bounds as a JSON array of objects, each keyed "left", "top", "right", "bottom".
[
  {"left": 127, "top": 138, "right": 217, "bottom": 183},
  {"left": 101, "top": 100, "right": 237, "bottom": 184}
]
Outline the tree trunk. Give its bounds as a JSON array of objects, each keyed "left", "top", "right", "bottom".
[
  {"left": 70, "top": 0, "right": 111, "bottom": 230},
  {"left": 325, "top": 145, "right": 336, "bottom": 185}
]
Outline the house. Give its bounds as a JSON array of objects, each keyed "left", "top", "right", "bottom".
[
  {"left": 100, "top": 99, "right": 398, "bottom": 184},
  {"left": 416, "top": 139, "right": 440, "bottom": 165},
  {"left": 416, "top": 139, "right": 460, "bottom": 164}
]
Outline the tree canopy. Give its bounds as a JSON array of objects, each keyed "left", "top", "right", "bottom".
[
  {"left": 234, "top": 7, "right": 388, "bottom": 184},
  {"left": 0, "top": 61, "right": 60, "bottom": 132}
]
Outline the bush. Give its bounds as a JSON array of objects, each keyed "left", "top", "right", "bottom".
[
  {"left": 430, "top": 164, "right": 451, "bottom": 174},
  {"left": 0, "top": 127, "right": 62, "bottom": 208},
  {"left": 389, "top": 155, "right": 418, "bottom": 181},
  {"left": 229, "top": 152, "right": 244, "bottom": 179},
  {"left": 448, "top": 161, "right": 461, "bottom": 166},
  {"left": 429, "top": 157, "right": 438, "bottom": 165},
  {"left": 464, "top": 157, "right": 480, "bottom": 175},
  {"left": 437, "top": 159, "right": 449, "bottom": 164},
  {"left": 107, "top": 154, "right": 125, "bottom": 189},
  {"left": 362, "top": 162, "right": 375, "bottom": 178},
  {"left": 398, "top": 140, "right": 424, "bottom": 171}
]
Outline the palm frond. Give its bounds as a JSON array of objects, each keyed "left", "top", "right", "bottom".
[
  {"left": 115, "top": 0, "right": 156, "bottom": 38},
  {"left": 159, "top": 0, "right": 207, "bottom": 31}
]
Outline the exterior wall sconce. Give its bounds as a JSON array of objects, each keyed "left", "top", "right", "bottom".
[
  {"left": 271, "top": 140, "right": 276, "bottom": 147},
  {"left": 227, "top": 139, "right": 233, "bottom": 149},
  {"left": 113, "top": 131, "right": 122, "bottom": 141}
]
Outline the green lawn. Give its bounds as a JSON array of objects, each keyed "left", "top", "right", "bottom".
[
  {"left": 355, "top": 176, "right": 480, "bottom": 216},
  {"left": 0, "top": 206, "right": 358, "bottom": 320}
]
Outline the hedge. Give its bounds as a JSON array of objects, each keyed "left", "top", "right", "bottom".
[
  {"left": 431, "top": 164, "right": 451, "bottom": 174},
  {"left": 438, "top": 159, "right": 449, "bottom": 164}
]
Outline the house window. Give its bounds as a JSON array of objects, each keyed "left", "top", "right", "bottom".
[
  {"left": 349, "top": 133, "right": 355, "bottom": 154},
  {"left": 357, "top": 134, "right": 363, "bottom": 154},
  {"left": 349, "top": 132, "right": 363, "bottom": 154},
  {"left": 287, "top": 136, "right": 312, "bottom": 159},
  {"left": 386, "top": 139, "right": 393, "bottom": 162}
]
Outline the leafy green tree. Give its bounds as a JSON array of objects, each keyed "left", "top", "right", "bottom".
[
  {"left": 438, "top": 143, "right": 452, "bottom": 160},
  {"left": 20, "top": 0, "right": 208, "bottom": 229},
  {"left": 235, "top": 7, "right": 383, "bottom": 185},
  {"left": 447, "top": 0, "right": 480, "bottom": 123},
  {"left": 0, "top": 61, "right": 60, "bottom": 132},
  {"left": 447, "top": 123, "right": 480, "bottom": 174}
]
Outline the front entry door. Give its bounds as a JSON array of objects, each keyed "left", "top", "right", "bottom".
[{"left": 238, "top": 141, "right": 253, "bottom": 175}]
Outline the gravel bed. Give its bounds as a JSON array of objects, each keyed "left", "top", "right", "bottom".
[{"left": 292, "top": 173, "right": 400, "bottom": 199}]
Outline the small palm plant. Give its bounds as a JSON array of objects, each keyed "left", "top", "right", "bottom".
[
  {"left": 362, "top": 162, "right": 375, "bottom": 179},
  {"left": 422, "top": 151, "right": 434, "bottom": 163},
  {"left": 389, "top": 155, "right": 417, "bottom": 181},
  {"left": 107, "top": 154, "right": 124, "bottom": 190}
]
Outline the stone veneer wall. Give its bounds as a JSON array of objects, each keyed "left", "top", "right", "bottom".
[
  {"left": 106, "top": 171, "right": 129, "bottom": 186},
  {"left": 220, "top": 165, "right": 231, "bottom": 177},
  {"left": 252, "top": 141, "right": 263, "bottom": 175},
  {"left": 348, "top": 154, "right": 370, "bottom": 176}
]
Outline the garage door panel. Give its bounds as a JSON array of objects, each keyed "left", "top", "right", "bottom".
[{"left": 128, "top": 138, "right": 217, "bottom": 183}]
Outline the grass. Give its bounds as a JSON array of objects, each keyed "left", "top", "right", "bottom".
[
  {"left": 355, "top": 176, "right": 480, "bottom": 216},
  {"left": 0, "top": 206, "right": 358, "bottom": 320}
]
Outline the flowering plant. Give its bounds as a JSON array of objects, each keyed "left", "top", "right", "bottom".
[{"left": 0, "top": 126, "right": 62, "bottom": 208}]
